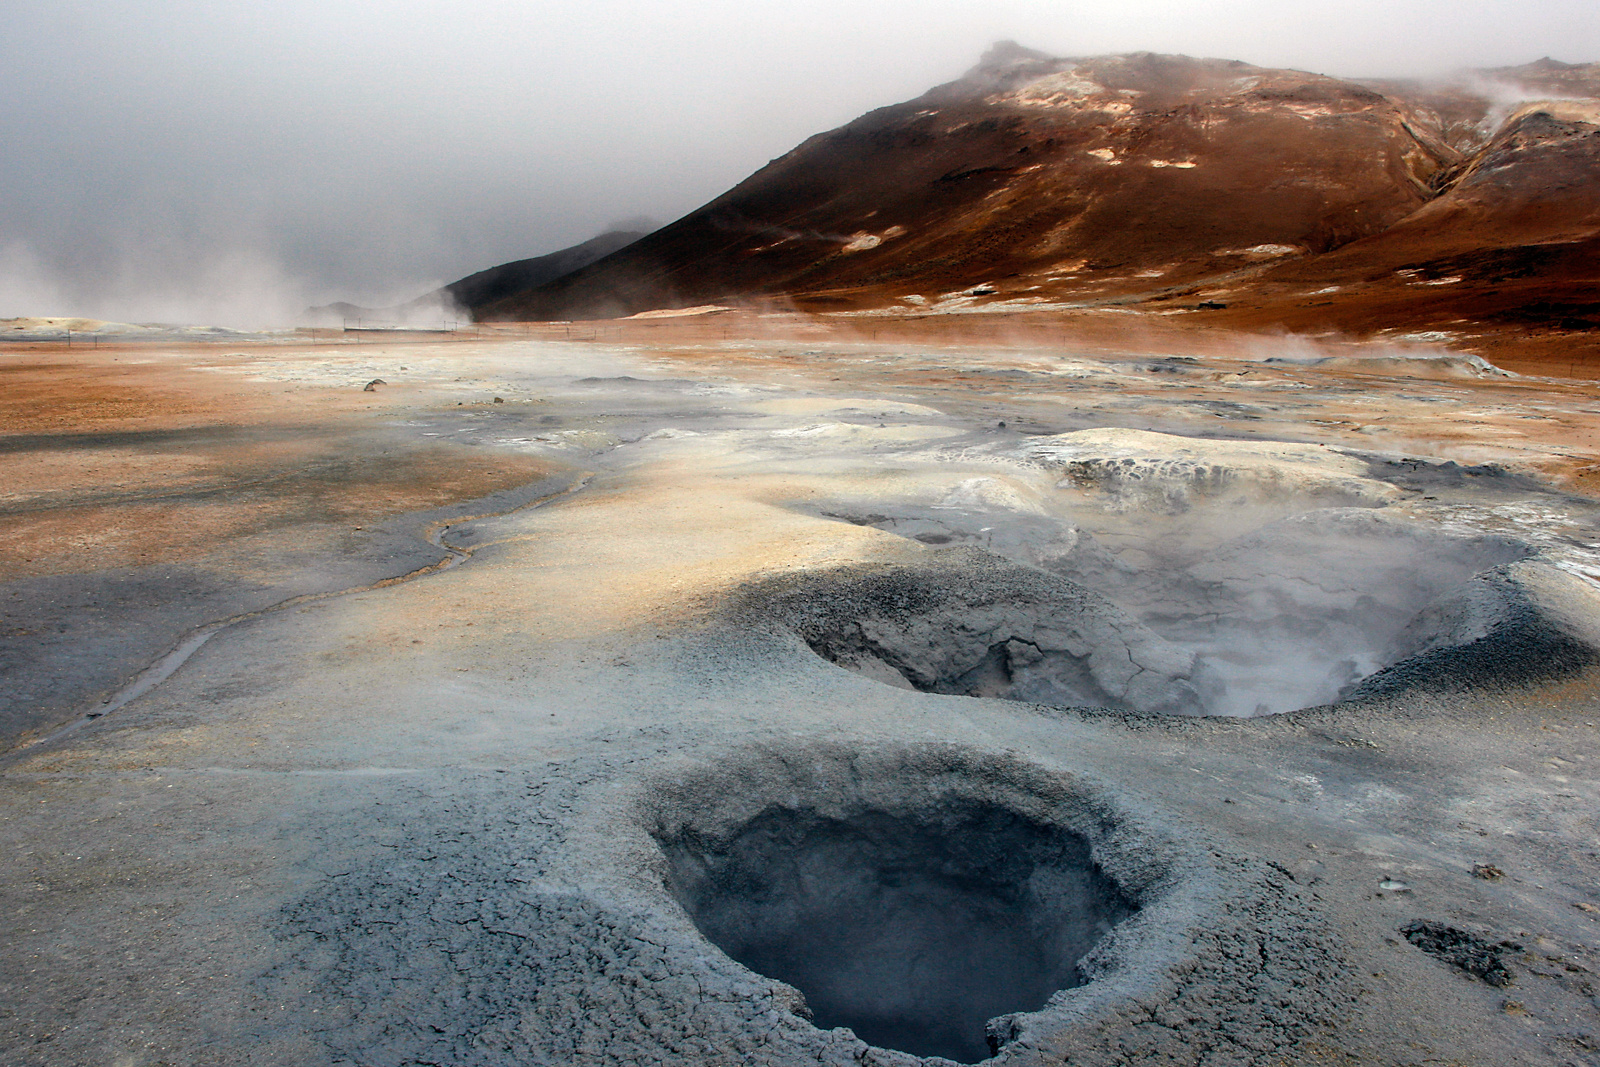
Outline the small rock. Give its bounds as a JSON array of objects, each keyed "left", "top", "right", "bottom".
[
  {"left": 1379, "top": 879, "right": 1412, "bottom": 893},
  {"left": 1575, "top": 902, "right": 1599, "bottom": 914},
  {"left": 493, "top": 396, "right": 505, "bottom": 403},
  {"left": 1473, "top": 863, "right": 1505, "bottom": 881},
  {"left": 363, "top": 378, "right": 385, "bottom": 391}
]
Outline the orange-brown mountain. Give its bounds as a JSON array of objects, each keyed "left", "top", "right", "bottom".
[{"left": 474, "top": 44, "right": 1600, "bottom": 324}]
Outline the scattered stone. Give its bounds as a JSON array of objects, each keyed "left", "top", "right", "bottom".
[
  {"left": 1473, "top": 863, "right": 1506, "bottom": 880},
  {"left": 1380, "top": 878, "right": 1413, "bottom": 893},
  {"left": 1325, "top": 734, "right": 1381, "bottom": 749},
  {"left": 1400, "top": 920, "right": 1521, "bottom": 986},
  {"left": 1575, "top": 902, "right": 1599, "bottom": 914},
  {"left": 494, "top": 396, "right": 505, "bottom": 403},
  {"left": 363, "top": 378, "right": 385, "bottom": 391}
]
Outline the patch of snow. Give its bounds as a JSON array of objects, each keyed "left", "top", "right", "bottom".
[
  {"left": 626, "top": 305, "right": 732, "bottom": 320},
  {"left": 1214, "top": 245, "right": 1301, "bottom": 261},
  {"left": 842, "top": 226, "right": 905, "bottom": 254},
  {"left": 770, "top": 423, "right": 847, "bottom": 438},
  {"left": 637, "top": 428, "right": 703, "bottom": 441},
  {"left": 1006, "top": 68, "right": 1105, "bottom": 107}
]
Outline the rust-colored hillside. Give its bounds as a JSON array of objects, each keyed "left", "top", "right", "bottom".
[{"left": 475, "top": 45, "right": 1600, "bottom": 341}]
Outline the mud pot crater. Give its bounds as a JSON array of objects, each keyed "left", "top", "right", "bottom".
[
  {"left": 635, "top": 743, "right": 1352, "bottom": 1064},
  {"left": 658, "top": 792, "right": 1131, "bottom": 1061},
  {"left": 757, "top": 506, "right": 1548, "bottom": 716}
]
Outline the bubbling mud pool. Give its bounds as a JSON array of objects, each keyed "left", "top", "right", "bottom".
[
  {"left": 767, "top": 506, "right": 1532, "bottom": 717},
  {"left": 647, "top": 748, "right": 1148, "bottom": 1064},
  {"left": 659, "top": 801, "right": 1133, "bottom": 1062}
]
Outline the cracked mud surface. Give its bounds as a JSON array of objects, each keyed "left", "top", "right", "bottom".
[{"left": 3, "top": 322, "right": 1600, "bottom": 1066}]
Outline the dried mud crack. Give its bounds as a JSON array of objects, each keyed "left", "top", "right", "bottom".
[{"left": 262, "top": 744, "right": 1354, "bottom": 1067}]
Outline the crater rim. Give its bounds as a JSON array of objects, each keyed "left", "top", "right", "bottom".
[{"left": 633, "top": 742, "right": 1212, "bottom": 1063}]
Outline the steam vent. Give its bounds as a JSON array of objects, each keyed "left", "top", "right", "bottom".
[{"left": 9, "top": 41, "right": 1600, "bottom": 1067}]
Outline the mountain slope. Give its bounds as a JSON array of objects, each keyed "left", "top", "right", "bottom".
[
  {"left": 476, "top": 46, "right": 1600, "bottom": 335},
  {"left": 306, "top": 228, "right": 649, "bottom": 325},
  {"left": 480, "top": 44, "right": 1463, "bottom": 320},
  {"left": 443, "top": 228, "right": 648, "bottom": 313},
  {"left": 1186, "top": 65, "right": 1600, "bottom": 336}
]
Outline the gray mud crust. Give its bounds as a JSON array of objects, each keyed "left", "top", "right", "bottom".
[
  {"left": 1348, "top": 564, "right": 1600, "bottom": 699},
  {"left": 261, "top": 742, "right": 1353, "bottom": 1066}
]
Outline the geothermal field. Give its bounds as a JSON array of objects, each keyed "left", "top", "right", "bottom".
[
  {"left": 2, "top": 312, "right": 1599, "bottom": 1067},
  {"left": 7, "top": 37, "right": 1600, "bottom": 1067}
]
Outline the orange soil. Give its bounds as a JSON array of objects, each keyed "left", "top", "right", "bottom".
[{"left": 0, "top": 343, "right": 558, "bottom": 579}]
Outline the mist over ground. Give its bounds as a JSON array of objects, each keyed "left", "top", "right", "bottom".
[{"left": 3, "top": 0, "right": 1598, "bottom": 324}]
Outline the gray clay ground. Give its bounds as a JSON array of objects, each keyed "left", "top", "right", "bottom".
[{"left": 3, "top": 337, "right": 1600, "bottom": 1066}]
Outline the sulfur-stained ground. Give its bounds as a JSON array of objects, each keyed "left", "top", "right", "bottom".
[{"left": 2, "top": 320, "right": 1599, "bottom": 1066}]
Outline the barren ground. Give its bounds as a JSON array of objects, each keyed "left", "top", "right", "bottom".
[{"left": 2, "top": 316, "right": 1599, "bottom": 1066}]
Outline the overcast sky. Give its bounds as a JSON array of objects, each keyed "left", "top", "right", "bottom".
[{"left": 3, "top": 0, "right": 1598, "bottom": 324}]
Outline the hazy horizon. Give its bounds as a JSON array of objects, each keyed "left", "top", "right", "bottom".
[{"left": 4, "top": 0, "right": 1599, "bottom": 325}]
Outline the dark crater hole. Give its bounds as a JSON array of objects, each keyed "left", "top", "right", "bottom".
[{"left": 657, "top": 800, "right": 1136, "bottom": 1063}]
